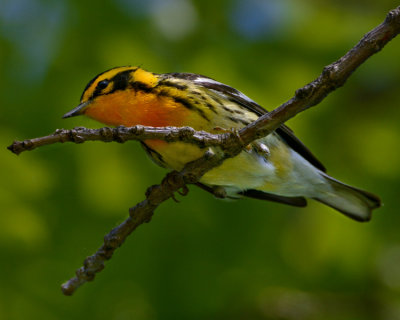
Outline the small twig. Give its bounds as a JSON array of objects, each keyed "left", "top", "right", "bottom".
[{"left": 7, "top": 6, "right": 400, "bottom": 296}]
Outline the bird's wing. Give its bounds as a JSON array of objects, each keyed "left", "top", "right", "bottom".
[{"left": 169, "top": 73, "right": 326, "bottom": 172}]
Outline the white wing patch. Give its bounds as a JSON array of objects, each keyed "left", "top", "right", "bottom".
[
  {"left": 193, "top": 76, "right": 222, "bottom": 86},
  {"left": 193, "top": 76, "right": 259, "bottom": 106}
]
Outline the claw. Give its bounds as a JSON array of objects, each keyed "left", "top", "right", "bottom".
[
  {"left": 177, "top": 185, "right": 189, "bottom": 196},
  {"left": 213, "top": 126, "right": 246, "bottom": 149},
  {"left": 171, "top": 193, "right": 180, "bottom": 203}
]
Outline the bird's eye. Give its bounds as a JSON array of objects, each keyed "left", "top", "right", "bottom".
[{"left": 97, "top": 80, "right": 109, "bottom": 90}]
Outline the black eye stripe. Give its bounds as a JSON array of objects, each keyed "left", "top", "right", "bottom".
[
  {"left": 109, "top": 70, "right": 132, "bottom": 93},
  {"left": 80, "top": 67, "right": 120, "bottom": 101},
  {"left": 83, "top": 68, "right": 137, "bottom": 101}
]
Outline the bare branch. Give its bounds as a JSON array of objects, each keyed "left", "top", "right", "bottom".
[
  {"left": 8, "top": 6, "right": 400, "bottom": 296},
  {"left": 61, "top": 150, "right": 224, "bottom": 295},
  {"left": 7, "top": 126, "right": 225, "bottom": 155},
  {"left": 239, "top": 6, "right": 400, "bottom": 144}
]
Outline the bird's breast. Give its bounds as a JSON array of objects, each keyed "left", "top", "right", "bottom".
[{"left": 86, "top": 89, "right": 202, "bottom": 128}]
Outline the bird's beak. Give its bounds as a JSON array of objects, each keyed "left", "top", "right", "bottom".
[{"left": 62, "top": 101, "right": 91, "bottom": 119}]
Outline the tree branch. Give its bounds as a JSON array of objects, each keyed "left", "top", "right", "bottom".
[
  {"left": 239, "top": 6, "right": 400, "bottom": 144},
  {"left": 7, "top": 6, "right": 400, "bottom": 296},
  {"left": 7, "top": 126, "right": 225, "bottom": 155}
]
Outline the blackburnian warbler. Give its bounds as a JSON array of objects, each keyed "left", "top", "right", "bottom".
[{"left": 63, "top": 66, "right": 380, "bottom": 221}]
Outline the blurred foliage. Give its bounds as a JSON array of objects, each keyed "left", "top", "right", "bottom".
[{"left": 1, "top": 0, "right": 400, "bottom": 319}]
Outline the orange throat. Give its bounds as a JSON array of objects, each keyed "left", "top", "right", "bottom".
[
  {"left": 84, "top": 89, "right": 194, "bottom": 149},
  {"left": 85, "top": 89, "right": 192, "bottom": 127}
]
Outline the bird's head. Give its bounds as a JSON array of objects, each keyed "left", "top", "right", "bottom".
[{"left": 62, "top": 66, "right": 159, "bottom": 126}]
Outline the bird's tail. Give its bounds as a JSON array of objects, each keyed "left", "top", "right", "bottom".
[{"left": 314, "top": 173, "right": 381, "bottom": 222}]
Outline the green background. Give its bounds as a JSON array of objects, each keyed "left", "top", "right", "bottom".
[{"left": 1, "top": 0, "right": 400, "bottom": 319}]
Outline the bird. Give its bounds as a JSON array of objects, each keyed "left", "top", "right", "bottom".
[{"left": 63, "top": 66, "right": 381, "bottom": 222}]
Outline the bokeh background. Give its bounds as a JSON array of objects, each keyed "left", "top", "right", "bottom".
[{"left": 1, "top": 0, "right": 400, "bottom": 319}]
